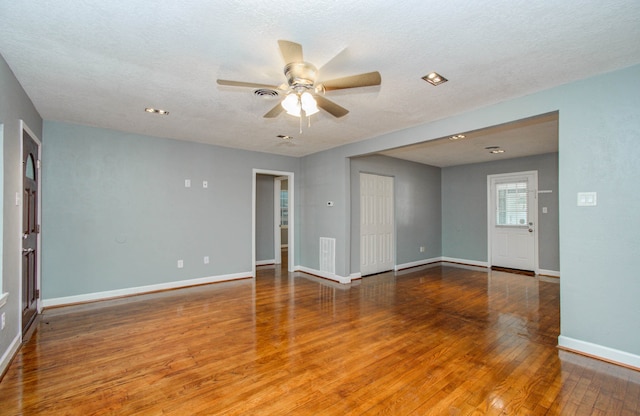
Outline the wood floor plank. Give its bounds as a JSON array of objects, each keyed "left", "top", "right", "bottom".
[{"left": 1, "top": 264, "right": 639, "bottom": 415}]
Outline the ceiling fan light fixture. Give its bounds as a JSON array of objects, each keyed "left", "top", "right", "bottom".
[
  {"left": 281, "top": 93, "right": 301, "bottom": 116},
  {"left": 300, "top": 92, "right": 319, "bottom": 116},
  {"left": 281, "top": 92, "right": 319, "bottom": 117},
  {"left": 422, "top": 72, "right": 448, "bottom": 86}
]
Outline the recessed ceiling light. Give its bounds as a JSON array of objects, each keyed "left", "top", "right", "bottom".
[
  {"left": 422, "top": 72, "right": 448, "bottom": 86},
  {"left": 449, "top": 134, "right": 466, "bottom": 140},
  {"left": 484, "top": 146, "right": 505, "bottom": 154},
  {"left": 145, "top": 107, "right": 169, "bottom": 115}
]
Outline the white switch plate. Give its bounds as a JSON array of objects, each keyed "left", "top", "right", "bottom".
[
  {"left": 1, "top": 312, "right": 5, "bottom": 330},
  {"left": 202, "top": 180, "right": 208, "bottom": 188},
  {"left": 327, "top": 201, "right": 334, "bottom": 207},
  {"left": 185, "top": 179, "right": 191, "bottom": 188},
  {"left": 204, "top": 256, "right": 209, "bottom": 264},
  {"left": 577, "top": 192, "right": 597, "bottom": 206},
  {"left": 177, "top": 259, "right": 184, "bottom": 268},
  {"left": 542, "top": 207, "right": 548, "bottom": 214}
]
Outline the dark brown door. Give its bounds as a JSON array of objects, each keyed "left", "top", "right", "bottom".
[{"left": 22, "top": 129, "right": 39, "bottom": 334}]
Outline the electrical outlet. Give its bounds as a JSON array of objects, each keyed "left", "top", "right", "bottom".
[
  {"left": 184, "top": 179, "right": 191, "bottom": 188},
  {"left": 204, "top": 256, "right": 209, "bottom": 264},
  {"left": 177, "top": 259, "right": 184, "bottom": 268},
  {"left": 202, "top": 180, "right": 208, "bottom": 189},
  {"left": 1, "top": 312, "right": 5, "bottom": 330},
  {"left": 420, "top": 246, "right": 426, "bottom": 253}
]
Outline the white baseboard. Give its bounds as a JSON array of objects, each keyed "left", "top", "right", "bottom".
[
  {"left": 0, "top": 332, "right": 21, "bottom": 377},
  {"left": 558, "top": 335, "right": 640, "bottom": 370},
  {"left": 295, "top": 266, "right": 351, "bottom": 284},
  {"left": 349, "top": 272, "right": 362, "bottom": 280},
  {"left": 440, "top": 257, "right": 489, "bottom": 268},
  {"left": 538, "top": 269, "right": 560, "bottom": 277},
  {"left": 42, "top": 271, "right": 252, "bottom": 308},
  {"left": 395, "top": 257, "right": 442, "bottom": 271},
  {"left": 256, "top": 259, "right": 275, "bottom": 266}
]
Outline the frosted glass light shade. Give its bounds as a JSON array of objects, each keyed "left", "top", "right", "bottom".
[
  {"left": 281, "top": 93, "right": 301, "bottom": 116},
  {"left": 281, "top": 92, "right": 318, "bottom": 117},
  {"left": 300, "top": 92, "right": 319, "bottom": 116}
]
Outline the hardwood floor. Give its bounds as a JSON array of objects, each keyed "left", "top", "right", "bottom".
[{"left": 1, "top": 262, "right": 639, "bottom": 415}]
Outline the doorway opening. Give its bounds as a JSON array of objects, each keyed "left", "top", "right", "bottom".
[{"left": 252, "top": 169, "right": 294, "bottom": 278}]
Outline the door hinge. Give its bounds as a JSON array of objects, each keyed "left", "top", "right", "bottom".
[
  {"left": 36, "top": 289, "right": 40, "bottom": 299},
  {"left": 37, "top": 159, "right": 41, "bottom": 169},
  {"left": 37, "top": 224, "right": 41, "bottom": 234}
]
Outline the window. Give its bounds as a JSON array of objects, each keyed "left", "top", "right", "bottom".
[
  {"left": 496, "top": 181, "right": 528, "bottom": 226},
  {"left": 26, "top": 153, "right": 36, "bottom": 180}
]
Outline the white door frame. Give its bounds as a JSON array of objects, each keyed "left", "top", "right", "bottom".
[
  {"left": 19, "top": 120, "right": 43, "bottom": 328},
  {"left": 252, "top": 169, "right": 294, "bottom": 277},
  {"left": 487, "top": 170, "right": 539, "bottom": 273}
]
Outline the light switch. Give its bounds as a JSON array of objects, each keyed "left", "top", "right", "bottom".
[
  {"left": 577, "top": 192, "right": 597, "bottom": 206},
  {"left": 542, "top": 207, "right": 548, "bottom": 214},
  {"left": 185, "top": 179, "right": 191, "bottom": 188}
]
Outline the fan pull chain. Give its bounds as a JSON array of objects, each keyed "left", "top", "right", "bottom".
[{"left": 299, "top": 116, "right": 302, "bottom": 134}]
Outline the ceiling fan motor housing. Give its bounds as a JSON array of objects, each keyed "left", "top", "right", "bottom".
[{"left": 284, "top": 62, "right": 317, "bottom": 90}]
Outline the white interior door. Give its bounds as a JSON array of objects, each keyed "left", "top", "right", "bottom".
[
  {"left": 488, "top": 171, "right": 538, "bottom": 272},
  {"left": 360, "top": 173, "right": 394, "bottom": 276}
]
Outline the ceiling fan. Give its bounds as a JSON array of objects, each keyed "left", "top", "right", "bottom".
[{"left": 216, "top": 40, "right": 381, "bottom": 119}]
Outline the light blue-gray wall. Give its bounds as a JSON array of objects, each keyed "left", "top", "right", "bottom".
[
  {"left": 350, "top": 154, "right": 441, "bottom": 274},
  {"left": 41, "top": 121, "right": 299, "bottom": 299},
  {"left": 557, "top": 67, "right": 640, "bottom": 356},
  {"left": 299, "top": 148, "right": 351, "bottom": 275},
  {"left": 1, "top": 54, "right": 638, "bottom": 373},
  {"left": 300, "top": 64, "right": 640, "bottom": 362},
  {"left": 0, "top": 54, "right": 43, "bottom": 369},
  {"left": 256, "top": 174, "right": 274, "bottom": 261},
  {"left": 442, "top": 153, "right": 559, "bottom": 271}
]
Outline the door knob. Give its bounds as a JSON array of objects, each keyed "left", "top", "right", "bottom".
[
  {"left": 22, "top": 248, "right": 34, "bottom": 253},
  {"left": 528, "top": 228, "right": 533, "bottom": 233}
]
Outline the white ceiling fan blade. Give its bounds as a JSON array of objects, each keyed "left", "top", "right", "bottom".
[
  {"left": 319, "top": 71, "right": 381, "bottom": 91},
  {"left": 217, "top": 79, "right": 281, "bottom": 89},
  {"left": 264, "top": 102, "right": 285, "bottom": 118},
  {"left": 278, "top": 40, "right": 303, "bottom": 64},
  {"left": 315, "top": 95, "right": 349, "bottom": 118}
]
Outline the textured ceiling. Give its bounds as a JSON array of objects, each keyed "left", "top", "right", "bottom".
[
  {"left": 1, "top": 1, "right": 639, "bottom": 159},
  {"left": 380, "top": 112, "right": 559, "bottom": 167}
]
